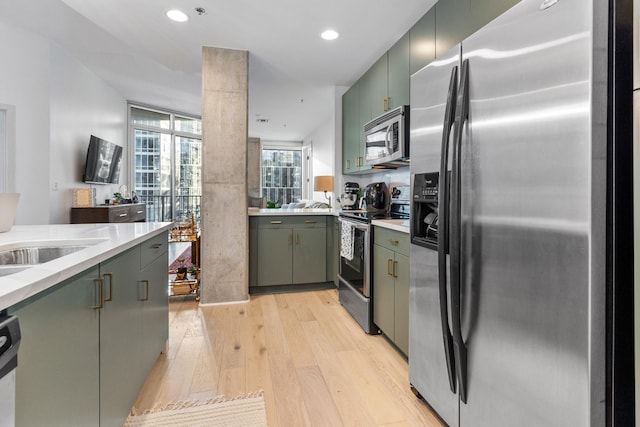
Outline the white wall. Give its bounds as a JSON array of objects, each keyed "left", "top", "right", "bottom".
[
  {"left": 49, "top": 45, "right": 126, "bottom": 224},
  {"left": 303, "top": 119, "right": 333, "bottom": 202},
  {"left": 0, "top": 21, "right": 126, "bottom": 224},
  {"left": 0, "top": 22, "right": 52, "bottom": 224}
]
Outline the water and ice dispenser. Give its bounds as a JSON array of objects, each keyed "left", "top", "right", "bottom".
[{"left": 411, "top": 172, "right": 439, "bottom": 250}]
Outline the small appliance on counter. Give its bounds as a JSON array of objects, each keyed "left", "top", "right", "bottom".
[
  {"left": 360, "top": 182, "right": 388, "bottom": 213},
  {"left": 339, "top": 182, "right": 360, "bottom": 210},
  {"left": 389, "top": 185, "right": 411, "bottom": 219}
]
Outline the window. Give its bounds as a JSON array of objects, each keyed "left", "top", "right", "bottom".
[
  {"left": 261, "top": 147, "right": 303, "bottom": 205},
  {"left": 129, "top": 105, "right": 202, "bottom": 225}
]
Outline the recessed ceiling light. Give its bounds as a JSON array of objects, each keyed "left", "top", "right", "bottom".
[
  {"left": 166, "top": 9, "right": 189, "bottom": 22},
  {"left": 321, "top": 30, "right": 339, "bottom": 41}
]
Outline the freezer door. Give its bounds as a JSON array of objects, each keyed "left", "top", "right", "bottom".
[
  {"left": 409, "top": 44, "right": 461, "bottom": 427},
  {"left": 457, "top": 0, "right": 592, "bottom": 426}
]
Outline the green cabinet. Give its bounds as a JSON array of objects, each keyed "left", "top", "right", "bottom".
[
  {"left": 255, "top": 216, "right": 327, "bottom": 286},
  {"left": 373, "top": 227, "right": 410, "bottom": 355},
  {"left": 387, "top": 32, "right": 410, "bottom": 112},
  {"left": 342, "top": 82, "right": 361, "bottom": 174},
  {"left": 410, "top": 8, "right": 436, "bottom": 75},
  {"left": 12, "top": 232, "right": 169, "bottom": 427},
  {"left": 14, "top": 267, "right": 100, "bottom": 427},
  {"left": 342, "top": 33, "right": 410, "bottom": 175}
]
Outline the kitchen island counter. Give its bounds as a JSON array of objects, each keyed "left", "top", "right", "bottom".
[{"left": 0, "top": 222, "right": 172, "bottom": 311}]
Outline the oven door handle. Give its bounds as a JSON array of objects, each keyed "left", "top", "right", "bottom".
[{"left": 339, "top": 218, "right": 370, "bottom": 232}]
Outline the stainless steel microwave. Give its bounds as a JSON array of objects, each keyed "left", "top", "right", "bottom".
[{"left": 363, "top": 105, "right": 409, "bottom": 166}]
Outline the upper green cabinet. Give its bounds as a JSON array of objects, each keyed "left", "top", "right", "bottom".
[
  {"left": 386, "top": 32, "right": 410, "bottom": 112},
  {"left": 410, "top": 8, "right": 436, "bottom": 75},
  {"left": 341, "top": 0, "right": 520, "bottom": 174},
  {"left": 342, "top": 33, "right": 410, "bottom": 175}
]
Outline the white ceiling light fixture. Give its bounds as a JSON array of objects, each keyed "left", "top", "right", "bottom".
[
  {"left": 321, "top": 29, "right": 339, "bottom": 41},
  {"left": 166, "top": 9, "right": 189, "bottom": 22}
]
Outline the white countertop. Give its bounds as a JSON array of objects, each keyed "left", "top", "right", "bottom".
[
  {"left": 248, "top": 208, "right": 338, "bottom": 216},
  {"left": 372, "top": 219, "right": 410, "bottom": 234},
  {"left": 0, "top": 222, "right": 172, "bottom": 311}
]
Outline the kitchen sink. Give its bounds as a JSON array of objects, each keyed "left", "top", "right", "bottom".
[
  {"left": 0, "top": 238, "right": 108, "bottom": 276},
  {"left": 0, "top": 246, "right": 89, "bottom": 265}
]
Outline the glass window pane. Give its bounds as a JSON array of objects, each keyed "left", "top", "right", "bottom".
[
  {"left": 131, "top": 107, "right": 171, "bottom": 129},
  {"left": 261, "top": 148, "right": 302, "bottom": 205},
  {"left": 175, "top": 116, "right": 202, "bottom": 135}
]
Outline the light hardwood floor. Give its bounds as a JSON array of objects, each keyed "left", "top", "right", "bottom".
[{"left": 133, "top": 289, "right": 444, "bottom": 426}]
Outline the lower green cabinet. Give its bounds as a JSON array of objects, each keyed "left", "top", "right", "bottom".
[
  {"left": 373, "top": 227, "right": 410, "bottom": 355},
  {"left": 14, "top": 267, "right": 100, "bottom": 427},
  {"left": 12, "top": 232, "right": 169, "bottom": 427},
  {"left": 253, "top": 216, "right": 329, "bottom": 286}
]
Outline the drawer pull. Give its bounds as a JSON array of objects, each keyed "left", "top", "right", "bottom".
[
  {"left": 136, "top": 210, "right": 144, "bottom": 214},
  {"left": 388, "top": 239, "right": 399, "bottom": 245},
  {"left": 92, "top": 278, "right": 104, "bottom": 309},
  {"left": 119, "top": 213, "right": 128, "bottom": 217},
  {"left": 140, "top": 280, "right": 150, "bottom": 301},
  {"left": 150, "top": 243, "right": 163, "bottom": 249},
  {"left": 102, "top": 273, "right": 113, "bottom": 302},
  {"left": 304, "top": 220, "right": 317, "bottom": 223},
  {"left": 271, "top": 220, "right": 282, "bottom": 224},
  {"left": 387, "top": 259, "right": 393, "bottom": 276}
]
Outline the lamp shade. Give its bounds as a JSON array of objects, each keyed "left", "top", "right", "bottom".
[{"left": 314, "top": 175, "right": 334, "bottom": 192}]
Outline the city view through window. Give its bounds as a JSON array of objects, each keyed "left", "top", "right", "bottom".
[{"left": 130, "top": 106, "right": 202, "bottom": 225}]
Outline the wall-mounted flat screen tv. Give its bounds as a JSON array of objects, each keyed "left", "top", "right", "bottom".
[{"left": 82, "top": 135, "right": 123, "bottom": 184}]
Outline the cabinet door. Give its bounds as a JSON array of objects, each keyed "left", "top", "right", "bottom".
[
  {"left": 373, "top": 244, "right": 395, "bottom": 340},
  {"left": 368, "top": 53, "right": 389, "bottom": 118},
  {"left": 410, "top": 8, "right": 436, "bottom": 75},
  {"left": 293, "top": 226, "right": 326, "bottom": 284},
  {"left": 435, "top": 0, "right": 472, "bottom": 58},
  {"left": 100, "top": 247, "right": 143, "bottom": 427},
  {"left": 139, "top": 245, "right": 169, "bottom": 377},
  {"left": 14, "top": 267, "right": 100, "bottom": 427},
  {"left": 387, "top": 32, "right": 410, "bottom": 110},
  {"left": 342, "top": 83, "right": 360, "bottom": 174},
  {"left": 258, "top": 227, "right": 293, "bottom": 285},
  {"left": 394, "top": 252, "right": 410, "bottom": 355}
]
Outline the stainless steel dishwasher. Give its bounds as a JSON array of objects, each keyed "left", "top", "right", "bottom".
[{"left": 0, "top": 314, "right": 20, "bottom": 427}]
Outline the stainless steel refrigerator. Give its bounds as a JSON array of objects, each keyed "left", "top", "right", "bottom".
[{"left": 408, "top": 0, "right": 634, "bottom": 426}]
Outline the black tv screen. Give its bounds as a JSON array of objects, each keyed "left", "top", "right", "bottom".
[{"left": 82, "top": 135, "right": 123, "bottom": 184}]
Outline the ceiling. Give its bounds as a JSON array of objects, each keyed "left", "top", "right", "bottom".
[{"left": 0, "top": 0, "right": 437, "bottom": 141}]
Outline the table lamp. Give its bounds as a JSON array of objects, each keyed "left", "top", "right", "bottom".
[{"left": 314, "top": 175, "right": 335, "bottom": 208}]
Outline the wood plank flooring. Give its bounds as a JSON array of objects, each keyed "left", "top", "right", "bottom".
[{"left": 133, "top": 289, "right": 444, "bottom": 426}]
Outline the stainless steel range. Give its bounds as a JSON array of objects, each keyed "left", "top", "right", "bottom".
[{"left": 338, "top": 185, "right": 410, "bottom": 334}]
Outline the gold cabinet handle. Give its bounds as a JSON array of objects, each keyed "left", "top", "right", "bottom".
[
  {"left": 102, "top": 273, "right": 113, "bottom": 302},
  {"left": 271, "top": 220, "right": 282, "bottom": 224},
  {"left": 387, "top": 259, "right": 393, "bottom": 276},
  {"left": 304, "top": 220, "right": 316, "bottom": 223},
  {"left": 140, "top": 280, "right": 149, "bottom": 301},
  {"left": 346, "top": 159, "right": 351, "bottom": 170},
  {"left": 393, "top": 260, "right": 398, "bottom": 278},
  {"left": 383, "top": 97, "right": 388, "bottom": 111},
  {"left": 92, "top": 278, "right": 104, "bottom": 309},
  {"left": 295, "top": 233, "right": 300, "bottom": 245},
  {"left": 388, "top": 239, "right": 399, "bottom": 245}
]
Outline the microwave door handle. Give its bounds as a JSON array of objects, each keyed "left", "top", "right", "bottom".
[{"left": 385, "top": 125, "right": 393, "bottom": 154}]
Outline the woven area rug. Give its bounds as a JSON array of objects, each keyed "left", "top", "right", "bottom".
[{"left": 124, "top": 392, "right": 267, "bottom": 427}]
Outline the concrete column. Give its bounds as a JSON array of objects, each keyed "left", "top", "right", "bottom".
[{"left": 200, "top": 46, "right": 249, "bottom": 303}]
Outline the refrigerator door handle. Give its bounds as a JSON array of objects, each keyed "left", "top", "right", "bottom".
[
  {"left": 451, "top": 58, "right": 469, "bottom": 404},
  {"left": 438, "top": 64, "right": 458, "bottom": 394}
]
